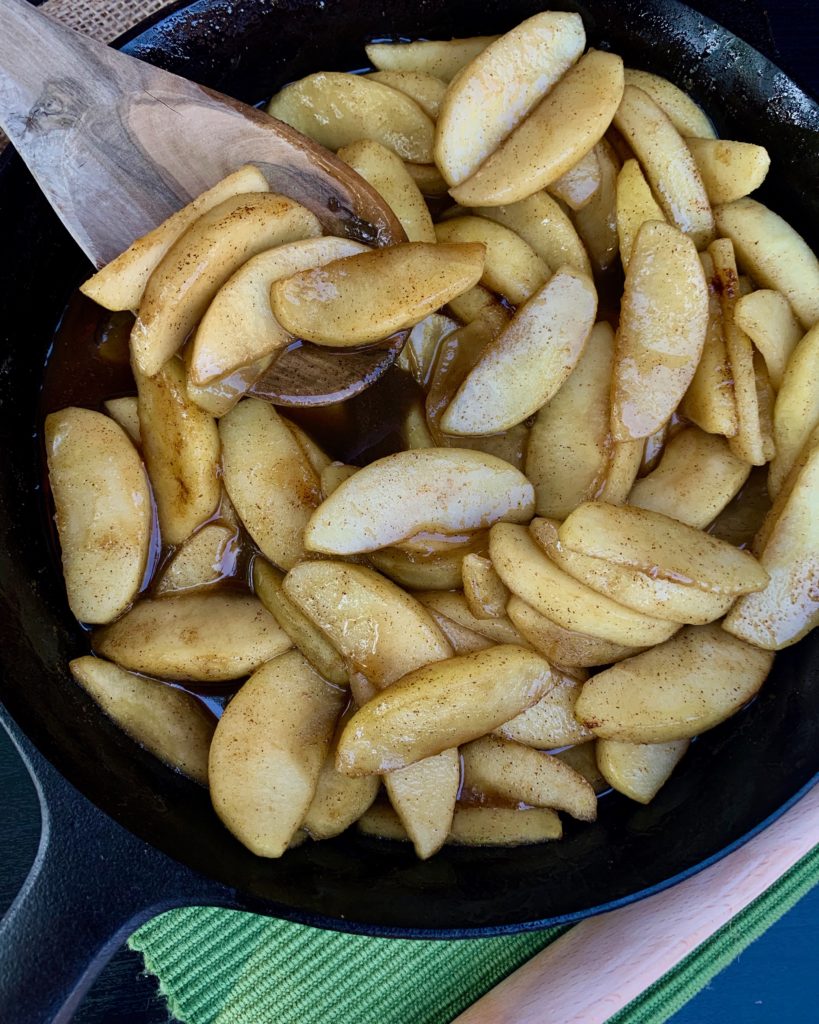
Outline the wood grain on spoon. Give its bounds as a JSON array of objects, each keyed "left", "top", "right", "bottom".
[{"left": 0, "top": 0, "right": 406, "bottom": 403}]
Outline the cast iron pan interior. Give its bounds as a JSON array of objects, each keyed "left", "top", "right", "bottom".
[{"left": 0, "top": 0, "right": 817, "bottom": 936}]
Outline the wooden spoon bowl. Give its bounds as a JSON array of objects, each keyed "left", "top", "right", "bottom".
[{"left": 0, "top": 0, "right": 407, "bottom": 404}]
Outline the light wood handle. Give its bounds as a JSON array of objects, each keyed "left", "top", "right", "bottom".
[{"left": 455, "top": 785, "right": 819, "bottom": 1024}]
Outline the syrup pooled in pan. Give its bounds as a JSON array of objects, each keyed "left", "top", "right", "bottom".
[{"left": 38, "top": 291, "right": 426, "bottom": 720}]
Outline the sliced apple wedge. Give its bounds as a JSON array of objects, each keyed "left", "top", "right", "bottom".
[
  {"left": 768, "top": 323, "right": 819, "bottom": 496},
  {"left": 366, "top": 37, "right": 499, "bottom": 81},
  {"left": 724, "top": 441, "right": 819, "bottom": 649},
  {"left": 441, "top": 266, "right": 597, "bottom": 435},
  {"left": 415, "top": 590, "right": 525, "bottom": 646},
  {"left": 611, "top": 221, "right": 708, "bottom": 441},
  {"left": 506, "top": 596, "right": 644, "bottom": 667},
  {"left": 597, "top": 738, "right": 689, "bottom": 804},
  {"left": 679, "top": 251, "right": 738, "bottom": 438},
  {"left": 462, "top": 553, "right": 510, "bottom": 619},
  {"left": 597, "top": 438, "right": 645, "bottom": 505},
  {"left": 628, "top": 427, "right": 751, "bottom": 528},
  {"left": 220, "top": 399, "right": 321, "bottom": 570},
  {"left": 302, "top": 707, "right": 380, "bottom": 840},
  {"left": 253, "top": 559, "right": 348, "bottom": 687},
  {"left": 546, "top": 146, "right": 601, "bottom": 210},
  {"left": 461, "top": 736, "right": 597, "bottom": 821},
  {"left": 573, "top": 140, "right": 621, "bottom": 272},
  {"left": 156, "top": 524, "right": 238, "bottom": 595},
  {"left": 267, "top": 72, "right": 434, "bottom": 161},
  {"left": 336, "top": 645, "right": 553, "bottom": 775},
  {"left": 714, "top": 198, "right": 819, "bottom": 330},
  {"left": 710, "top": 237, "right": 775, "bottom": 465},
  {"left": 686, "top": 138, "right": 769, "bottom": 205},
  {"left": 94, "top": 592, "right": 292, "bottom": 681},
  {"left": 434, "top": 12, "right": 585, "bottom": 186},
  {"left": 615, "top": 157, "right": 666, "bottom": 270},
  {"left": 135, "top": 357, "right": 221, "bottom": 546},
  {"left": 70, "top": 656, "right": 214, "bottom": 785},
  {"left": 575, "top": 624, "right": 773, "bottom": 742},
  {"left": 525, "top": 322, "right": 614, "bottom": 519},
  {"left": 434, "top": 217, "right": 549, "bottom": 304},
  {"left": 103, "top": 397, "right": 141, "bottom": 444},
  {"left": 450, "top": 49, "right": 625, "bottom": 207},
  {"left": 367, "top": 71, "right": 446, "bottom": 119},
  {"left": 734, "top": 289, "right": 802, "bottom": 391},
  {"left": 558, "top": 502, "right": 769, "bottom": 596},
  {"left": 80, "top": 165, "right": 269, "bottom": 312},
  {"left": 338, "top": 140, "right": 435, "bottom": 243},
  {"left": 490, "top": 523, "right": 681, "bottom": 647},
  {"left": 532, "top": 516, "right": 736, "bottom": 625},
  {"left": 622, "top": 69, "right": 715, "bottom": 138},
  {"left": 131, "top": 193, "right": 321, "bottom": 376},
  {"left": 613, "top": 85, "right": 713, "bottom": 249},
  {"left": 447, "top": 806, "right": 562, "bottom": 846},
  {"left": 284, "top": 561, "right": 451, "bottom": 687},
  {"left": 209, "top": 650, "right": 344, "bottom": 857},
  {"left": 45, "top": 408, "right": 152, "bottom": 624},
  {"left": 470, "top": 192, "right": 591, "bottom": 275},
  {"left": 190, "top": 237, "right": 367, "bottom": 386},
  {"left": 495, "top": 671, "right": 593, "bottom": 748},
  {"left": 304, "top": 448, "right": 534, "bottom": 555},
  {"left": 270, "top": 242, "right": 483, "bottom": 347}
]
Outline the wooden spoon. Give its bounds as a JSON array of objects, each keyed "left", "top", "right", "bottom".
[{"left": 0, "top": 0, "right": 406, "bottom": 405}]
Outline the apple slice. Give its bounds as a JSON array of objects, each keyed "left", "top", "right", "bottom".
[
  {"left": 724, "top": 440, "right": 819, "bottom": 649},
  {"left": 366, "top": 37, "right": 499, "bottom": 82},
  {"left": 190, "top": 236, "right": 367, "bottom": 386},
  {"left": 615, "top": 158, "right": 666, "bottom": 270},
  {"left": 558, "top": 502, "right": 769, "bottom": 596},
  {"left": 220, "top": 399, "right": 321, "bottom": 570},
  {"left": 768, "top": 323, "right": 819, "bottom": 496},
  {"left": 613, "top": 85, "right": 713, "bottom": 249},
  {"left": 45, "top": 407, "right": 152, "bottom": 624},
  {"left": 611, "top": 221, "right": 708, "bottom": 441},
  {"left": 575, "top": 624, "right": 773, "bottom": 742},
  {"left": 441, "top": 267, "right": 597, "bottom": 435},
  {"left": 628, "top": 427, "right": 750, "bottom": 528},
  {"left": 450, "top": 50, "right": 624, "bottom": 207},
  {"left": 434, "top": 12, "right": 585, "bottom": 186},
  {"left": 734, "top": 289, "right": 802, "bottom": 391},
  {"left": 470, "top": 191, "right": 591, "bottom": 275},
  {"left": 490, "top": 523, "right": 681, "bottom": 647},
  {"left": 338, "top": 140, "right": 435, "bottom": 242},
  {"left": 131, "top": 193, "right": 321, "bottom": 376},
  {"left": 686, "top": 138, "right": 769, "bottom": 205},
  {"left": 434, "top": 217, "right": 549, "bottom": 304},
  {"left": 80, "top": 165, "right": 269, "bottom": 312},
  {"left": 367, "top": 71, "right": 446, "bottom": 119},
  {"left": 525, "top": 322, "right": 614, "bottom": 519},
  {"left": 270, "top": 242, "right": 484, "bottom": 347},
  {"left": 597, "top": 738, "right": 689, "bottom": 803},
  {"left": 714, "top": 198, "right": 819, "bottom": 330},
  {"left": 304, "top": 448, "right": 534, "bottom": 555},
  {"left": 622, "top": 69, "right": 715, "bottom": 138},
  {"left": 267, "top": 72, "right": 434, "bottom": 161},
  {"left": 336, "top": 645, "right": 553, "bottom": 774}
]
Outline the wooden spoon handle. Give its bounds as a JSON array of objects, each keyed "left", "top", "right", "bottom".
[{"left": 454, "top": 785, "right": 819, "bottom": 1024}]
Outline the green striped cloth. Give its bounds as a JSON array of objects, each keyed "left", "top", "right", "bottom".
[{"left": 129, "top": 843, "right": 818, "bottom": 1024}]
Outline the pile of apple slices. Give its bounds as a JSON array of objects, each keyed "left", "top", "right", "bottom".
[{"left": 46, "top": 13, "right": 819, "bottom": 860}]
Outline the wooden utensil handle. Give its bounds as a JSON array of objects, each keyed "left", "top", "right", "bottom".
[{"left": 455, "top": 784, "right": 819, "bottom": 1024}]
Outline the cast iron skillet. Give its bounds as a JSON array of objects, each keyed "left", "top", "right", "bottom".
[{"left": 0, "top": 1, "right": 817, "bottom": 1021}]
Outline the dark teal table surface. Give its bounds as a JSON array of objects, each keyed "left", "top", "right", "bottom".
[{"left": 3, "top": 1, "right": 817, "bottom": 1021}]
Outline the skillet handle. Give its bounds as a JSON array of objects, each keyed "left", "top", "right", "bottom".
[{"left": 0, "top": 707, "right": 230, "bottom": 1024}]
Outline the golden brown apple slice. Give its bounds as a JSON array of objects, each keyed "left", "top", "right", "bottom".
[
  {"left": 768, "top": 323, "right": 819, "bottom": 496},
  {"left": 365, "top": 37, "right": 499, "bottom": 81},
  {"left": 45, "top": 407, "right": 152, "bottom": 624},
  {"left": 304, "top": 448, "right": 534, "bottom": 555},
  {"left": 685, "top": 138, "right": 769, "bottom": 204},
  {"left": 597, "top": 738, "right": 689, "bottom": 803},
  {"left": 622, "top": 69, "right": 715, "bottom": 138},
  {"left": 734, "top": 289, "right": 802, "bottom": 391},
  {"left": 575, "top": 624, "right": 773, "bottom": 742}
]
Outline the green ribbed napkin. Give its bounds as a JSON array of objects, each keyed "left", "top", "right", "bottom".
[{"left": 130, "top": 843, "right": 818, "bottom": 1024}]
